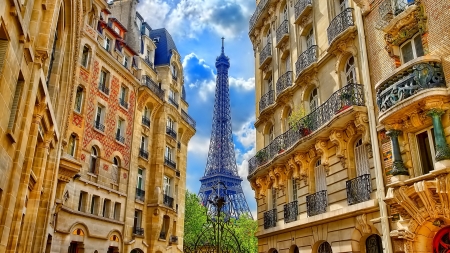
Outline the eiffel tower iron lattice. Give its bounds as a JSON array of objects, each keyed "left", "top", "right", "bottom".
[{"left": 198, "top": 38, "right": 253, "bottom": 219}]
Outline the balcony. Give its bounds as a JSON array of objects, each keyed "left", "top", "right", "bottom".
[
  {"left": 164, "top": 158, "right": 177, "bottom": 170},
  {"left": 98, "top": 83, "right": 110, "bottom": 95},
  {"left": 166, "top": 127, "right": 177, "bottom": 139},
  {"left": 136, "top": 188, "right": 145, "bottom": 202},
  {"left": 283, "top": 200, "right": 298, "bottom": 223},
  {"left": 306, "top": 190, "right": 327, "bottom": 217},
  {"left": 263, "top": 209, "right": 277, "bottom": 229},
  {"left": 259, "top": 43, "right": 272, "bottom": 68},
  {"left": 259, "top": 90, "right": 275, "bottom": 114},
  {"left": 142, "top": 116, "right": 150, "bottom": 127},
  {"left": 181, "top": 109, "right": 196, "bottom": 129},
  {"left": 139, "top": 149, "right": 149, "bottom": 159},
  {"left": 294, "top": 0, "right": 313, "bottom": 24},
  {"left": 144, "top": 55, "right": 154, "bottom": 69},
  {"left": 119, "top": 98, "right": 128, "bottom": 109},
  {"left": 379, "top": 0, "right": 415, "bottom": 25},
  {"left": 168, "top": 97, "right": 179, "bottom": 109},
  {"left": 295, "top": 45, "right": 317, "bottom": 78},
  {"left": 142, "top": 75, "right": 165, "bottom": 101},
  {"left": 276, "top": 71, "right": 293, "bottom": 97},
  {"left": 94, "top": 121, "right": 105, "bottom": 132},
  {"left": 133, "top": 227, "right": 144, "bottom": 236},
  {"left": 375, "top": 56, "right": 447, "bottom": 123},
  {"left": 249, "top": 83, "right": 365, "bottom": 174},
  {"left": 346, "top": 174, "right": 371, "bottom": 206},
  {"left": 163, "top": 194, "right": 174, "bottom": 208},
  {"left": 276, "top": 20, "right": 289, "bottom": 48},
  {"left": 115, "top": 133, "right": 125, "bottom": 143},
  {"left": 172, "top": 74, "right": 178, "bottom": 82},
  {"left": 327, "top": 8, "right": 354, "bottom": 46},
  {"left": 249, "top": 0, "right": 269, "bottom": 33}
]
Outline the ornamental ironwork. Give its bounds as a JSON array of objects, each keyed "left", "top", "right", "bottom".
[
  {"left": 163, "top": 194, "right": 174, "bottom": 208},
  {"left": 264, "top": 208, "right": 277, "bottom": 229},
  {"left": 318, "top": 242, "right": 332, "bottom": 253},
  {"left": 283, "top": 201, "right": 298, "bottom": 223},
  {"left": 142, "top": 116, "right": 150, "bottom": 127},
  {"left": 295, "top": 45, "right": 317, "bottom": 77},
  {"left": 168, "top": 97, "right": 179, "bottom": 108},
  {"left": 133, "top": 226, "right": 144, "bottom": 236},
  {"left": 119, "top": 98, "right": 128, "bottom": 109},
  {"left": 394, "top": 0, "right": 415, "bottom": 15},
  {"left": 366, "top": 234, "right": 383, "bottom": 253},
  {"left": 139, "top": 148, "right": 149, "bottom": 159},
  {"left": 144, "top": 55, "right": 154, "bottom": 69},
  {"left": 276, "top": 71, "right": 293, "bottom": 97},
  {"left": 259, "top": 90, "right": 275, "bottom": 113},
  {"left": 295, "top": 0, "right": 313, "bottom": 19},
  {"left": 115, "top": 133, "right": 125, "bottom": 143},
  {"left": 181, "top": 109, "right": 197, "bottom": 128},
  {"left": 94, "top": 120, "right": 105, "bottom": 132},
  {"left": 259, "top": 43, "right": 272, "bottom": 66},
  {"left": 306, "top": 190, "right": 327, "bottom": 217},
  {"left": 376, "top": 60, "right": 446, "bottom": 112},
  {"left": 249, "top": 0, "right": 269, "bottom": 32},
  {"left": 136, "top": 188, "right": 145, "bottom": 202},
  {"left": 327, "top": 8, "right": 354, "bottom": 45},
  {"left": 346, "top": 174, "right": 371, "bottom": 205},
  {"left": 142, "top": 75, "right": 165, "bottom": 100},
  {"left": 166, "top": 127, "right": 177, "bottom": 139},
  {"left": 164, "top": 158, "right": 177, "bottom": 170},
  {"left": 98, "top": 83, "right": 110, "bottom": 95},
  {"left": 276, "top": 20, "right": 289, "bottom": 44},
  {"left": 248, "top": 83, "right": 365, "bottom": 174}
]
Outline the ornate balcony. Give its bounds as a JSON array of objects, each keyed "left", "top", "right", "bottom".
[
  {"left": 306, "top": 190, "right": 327, "bottom": 217},
  {"left": 164, "top": 158, "right": 177, "bottom": 170},
  {"left": 168, "top": 97, "right": 179, "bottom": 109},
  {"left": 98, "top": 83, "right": 110, "bottom": 95},
  {"left": 375, "top": 57, "right": 447, "bottom": 123},
  {"left": 263, "top": 208, "right": 277, "bottom": 229},
  {"left": 259, "top": 90, "right": 275, "bottom": 113},
  {"left": 94, "top": 121, "right": 105, "bottom": 132},
  {"left": 115, "top": 133, "right": 125, "bottom": 143},
  {"left": 294, "top": 0, "right": 313, "bottom": 24},
  {"left": 276, "top": 71, "right": 293, "bottom": 97},
  {"left": 136, "top": 188, "right": 145, "bottom": 202},
  {"left": 166, "top": 127, "right": 177, "bottom": 139},
  {"left": 181, "top": 109, "right": 196, "bottom": 129},
  {"left": 346, "top": 174, "right": 371, "bottom": 205},
  {"left": 259, "top": 43, "right": 272, "bottom": 68},
  {"left": 249, "top": 83, "right": 365, "bottom": 174},
  {"left": 283, "top": 201, "right": 298, "bottom": 223},
  {"left": 276, "top": 20, "right": 289, "bottom": 48},
  {"left": 163, "top": 194, "right": 174, "bottom": 208},
  {"left": 142, "top": 75, "right": 165, "bottom": 100},
  {"left": 139, "top": 149, "right": 149, "bottom": 159},
  {"left": 119, "top": 98, "right": 128, "bottom": 109},
  {"left": 133, "top": 227, "right": 144, "bottom": 236},
  {"left": 327, "top": 8, "right": 354, "bottom": 46},
  {"left": 249, "top": 0, "right": 269, "bottom": 33},
  {"left": 295, "top": 45, "right": 317, "bottom": 78},
  {"left": 142, "top": 116, "right": 150, "bottom": 127},
  {"left": 144, "top": 55, "right": 154, "bottom": 69}
]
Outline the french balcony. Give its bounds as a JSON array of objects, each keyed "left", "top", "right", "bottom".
[
  {"left": 283, "top": 200, "right": 298, "bottom": 223},
  {"left": 276, "top": 71, "right": 293, "bottom": 97},
  {"left": 172, "top": 74, "right": 178, "bottom": 82},
  {"left": 295, "top": 45, "right": 317, "bottom": 78},
  {"left": 98, "top": 83, "right": 110, "bottom": 95},
  {"left": 327, "top": 8, "right": 354, "bottom": 46},
  {"left": 164, "top": 158, "right": 177, "bottom": 170},
  {"left": 249, "top": 83, "right": 365, "bottom": 174},
  {"left": 142, "top": 75, "right": 165, "bottom": 101},
  {"left": 144, "top": 55, "right": 155, "bottom": 69},
  {"left": 159, "top": 231, "right": 167, "bottom": 240},
  {"left": 142, "top": 116, "right": 150, "bottom": 127},
  {"left": 166, "top": 127, "right": 177, "bottom": 139},
  {"left": 276, "top": 20, "right": 289, "bottom": 48},
  {"left": 259, "top": 43, "right": 272, "bottom": 69},
  {"left": 346, "top": 174, "right": 371, "bottom": 206},
  {"left": 259, "top": 90, "right": 275, "bottom": 114},
  {"left": 375, "top": 56, "right": 447, "bottom": 124},
  {"left": 163, "top": 194, "right": 174, "bottom": 208},
  {"left": 249, "top": 0, "right": 269, "bottom": 33},
  {"left": 139, "top": 149, "right": 149, "bottom": 159},
  {"left": 294, "top": 0, "right": 313, "bottom": 24},
  {"left": 115, "top": 133, "right": 125, "bottom": 144},
  {"left": 263, "top": 208, "right": 277, "bottom": 229},
  {"left": 119, "top": 98, "right": 128, "bottom": 109},
  {"left": 133, "top": 227, "right": 144, "bottom": 236},
  {"left": 168, "top": 97, "right": 179, "bottom": 109},
  {"left": 306, "top": 190, "right": 328, "bottom": 217},
  {"left": 136, "top": 188, "right": 145, "bottom": 202},
  {"left": 94, "top": 120, "right": 105, "bottom": 132},
  {"left": 181, "top": 109, "right": 196, "bottom": 129}
]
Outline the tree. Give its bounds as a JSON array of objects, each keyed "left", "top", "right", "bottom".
[{"left": 184, "top": 190, "right": 208, "bottom": 247}]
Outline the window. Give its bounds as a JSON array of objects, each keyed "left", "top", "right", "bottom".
[
  {"left": 167, "top": 117, "right": 175, "bottom": 131},
  {"left": 134, "top": 209, "right": 143, "bottom": 230},
  {"left": 269, "top": 125, "right": 274, "bottom": 142},
  {"left": 137, "top": 168, "right": 144, "bottom": 190},
  {"left": 266, "top": 29, "right": 272, "bottom": 45},
  {"left": 119, "top": 85, "right": 128, "bottom": 108},
  {"left": 285, "top": 55, "right": 291, "bottom": 72},
  {"left": 160, "top": 215, "right": 170, "bottom": 239},
  {"left": 74, "top": 86, "right": 84, "bottom": 113},
  {"left": 81, "top": 45, "right": 90, "bottom": 68},
  {"left": 112, "top": 157, "right": 119, "bottom": 183},
  {"left": 104, "top": 37, "right": 111, "bottom": 51},
  {"left": 292, "top": 178, "right": 298, "bottom": 201},
  {"left": 401, "top": 33, "right": 424, "bottom": 64},
  {"left": 169, "top": 89, "right": 176, "bottom": 100},
  {"left": 68, "top": 134, "right": 77, "bottom": 156},
  {"left": 0, "top": 39, "right": 9, "bottom": 76},
  {"left": 165, "top": 146, "right": 173, "bottom": 161},
  {"left": 94, "top": 105, "right": 105, "bottom": 131},
  {"left": 113, "top": 203, "right": 121, "bottom": 220},
  {"left": 123, "top": 55, "right": 129, "bottom": 68},
  {"left": 142, "top": 106, "right": 151, "bottom": 127},
  {"left": 171, "top": 63, "right": 178, "bottom": 79},
  {"left": 78, "top": 191, "right": 88, "bottom": 212},
  {"left": 354, "top": 138, "right": 370, "bottom": 176},
  {"left": 271, "top": 187, "right": 277, "bottom": 210},
  {"left": 98, "top": 69, "right": 109, "bottom": 94},
  {"left": 91, "top": 195, "right": 100, "bottom": 215},
  {"left": 136, "top": 17, "right": 142, "bottom": 30},
  {"left": 416, "top": 127, "right": 435, "bottom": 175},
  {"left": 345, "top": 56, "right": 356, "bottom": 84},
  {"left": 309, "top": 88, "right": 319, "bottom": 112},
  {"left": 163, "top": 176, "right": 171, "bottom": 196},
  {"left": 266, "top": 76, "right": 273, "bottom": 93},
  {"left": 116, "top": 118, "right": 125, "bottom": 143},
  {"left": 314, "top": 159, "right": 327, "bottom": 192},
  {"left": 306, "top": 29, "right": 315, "bottom": 49},
  {"left": 285, "top": 108, "right": 292, "bottom": 131},
  {"left": 140, "top": 136, "right": 148, "bottom": 151},
  {"left": 90, "top": 147, "right": 99, "bottom": 174},
  {"left": 103, "top": 199, "right": 111, "bottom": 218}
]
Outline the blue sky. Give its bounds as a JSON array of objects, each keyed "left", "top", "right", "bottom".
[{"left": 137, "top": 0, "right": 258, "bottom": 217}]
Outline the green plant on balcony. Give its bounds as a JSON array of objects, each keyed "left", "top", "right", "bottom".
[
  {"left": 277, "top": 141, "right": 285, "bottom": 154},
  {"left": 338, "top": 90, "right": 355, "bottom": 112},
  {"left": 255, "top": 150, "right": 267, "bottom": 164},
  {"left": 288, "top": 107, "right": 312, "bottom": 135}
]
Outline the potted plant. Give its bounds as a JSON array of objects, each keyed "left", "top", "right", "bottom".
[
  {"left": 277, "top": 141, "right": 285, "bottom": 154},
  {"left": 255, "top": 150, "right": 267, "bottom": 164},
  {"left": 338, "top": 90, "right": 354, "bottom": 112}
]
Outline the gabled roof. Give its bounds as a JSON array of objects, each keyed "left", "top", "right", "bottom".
[{"left": 149, "top": 28, "right": 178, "bottom": 66}]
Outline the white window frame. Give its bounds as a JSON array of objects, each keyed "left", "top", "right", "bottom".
[
  {"left": 119, "top": 85, "right": 127, "bottom": 102},
  {"left": 413, "top": 127, "right": 436, "bottom": 175},
  {"left": 81, "top": 45, "right": 90, "bottom": 68},
  {"left": 104, "top": 37, "right": 111, "bottom": 51},
  {"left": 345, "top": 56, "right": 356, "bottom": 84},
  {"left": 137, "top": 168, "right": 144, "bottom": 190},
  {"left": 309, "top": 88, "right": 319, "bottom": 112},
  {"left": 354, "top": 138, "right": 370, "bottom": 176},
  {"left": 163, "top": 176, "right": 171, "bottom": 196},
  {"left": 283, "top": 5, "right": 288, "bottom": 21},
  {"left": 167, "top": 117, "right": 175, "bottom": 130},
  {"left": 400, "top": 33, "right": 424, "bottom": 64},
  {"left": 314, "top": 159, "right": 327, "bottom": 192},
  {"left": 123, "top": 55, "right": 129, "bottom": 68},
  {"left": 68, "top": 134, "right": 77, "bottom": 156},
  {"left": 140, "top": 136, "right": 148, "bottom": 151},
  {"left": 95, "top": 105, "right": 105, "bottom": 125},
  {"left": 339, "top": 0, "right": 348, "bottom": 13},
  {"left": 306, "top": 29, "right": 315, "bottom": 49},
  {"left": 165, "top": 146, "right": 173, "bottom": 161},
  {"left": 90, "top": 147, "right": 98, "bottom": 174},
  {"left": 74, "top": 86, "right": 84, "bottom": 113},
  {"left": 116, "top": 118, "right": 125, "bottom": 137}
]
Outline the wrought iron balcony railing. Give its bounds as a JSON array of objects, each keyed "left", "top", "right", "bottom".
[
  {"left": 249, "top": 83, "right": 365, "bottom": 174},
  {"left": 159, "top": 231, "right": 167, "bottom": 239},
  {"left": 163, "top": 194, "right": 174, "bottom": 208},
  {"left": 172, "top": 74, "right": 178, "bottom": 81},
  {"left": 94, "top": 120, "right": 105, "bottom": 132},
  {"left": 306, "top": 190, "right": 327, "bottom": 217},
  {"left": 259, "top": 90, "right": 275, "bottom": 113},
  {"left": 376, "top": 59, "right": 446, "bottom": 113},
  {"left": 142, "top": 75, "right": 165, "bottom": 100},
  {"left": 164, "top": 158, "right": 177, "bottom": 170},
  {"left": 115, "top": 133, "right": 125, "bottom": 143},
  {"left": 264, "top": 208, "right": 277, "bottom": 229},
  {"left": 181, "top": 109, "right": 196, "bottom": 129},
  {"left": 133, "top": 226, "right": 144, "bottom": 236},
  {"left": 295, "top": 45, "right": 317, "bottom": 78},
  {"left": 166, "top": 127, "right": 177, "bottom": 139},
  {"left": 276, "top": 71, "right": 293, "bottom": 97},
  {"left": 168, "top": 97, "right": 179, "bottom": 108},
  {"left": 346, "top": 174, "right": 371, "bottom": 205},
  {"left": 276, "top": 20, "right": 289, "bottom": 45},
  {"left": 98, "top": 83, "right": 110, "bottom": 95},
  {"left": 136, "top": 188, "right": 145, "bottom": 202},
  {"left": 327, "top": 8, "right": 354, "bottom": 45},
  {"left": 295, "top": 0, "right": 313, "bottom": 21},
  {"left": 139, "top": 148, "right": 149, "bottom": 159},
  {"left": 249, "top": 0, "right": 269, "bottom": 32},
  {"left": 119, "top": 98, "right": 128, "bottom": 109},
  {"left": 142, "top": 116, "right": 150, "bottom": 127},
  {"left": 144, "top": 55, "right": 154, "bottom": 69},
  {"left": 259, "top": 43, "right": 272, "bottom": 66},
  {"left": 283, "top": 200, "right": 298, "bottom": 223}
]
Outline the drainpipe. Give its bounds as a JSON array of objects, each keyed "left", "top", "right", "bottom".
[{"left": 354, "top": 7, "right": 393, "bottom": 253}]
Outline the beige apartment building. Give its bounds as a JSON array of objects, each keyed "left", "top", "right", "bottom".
[{"left": 248, "top": 0, "right": 390, "bottom": 252}]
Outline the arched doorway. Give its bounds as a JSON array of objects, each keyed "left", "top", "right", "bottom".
[
  {"left": 366, "top": 234, "right": 383, "bottom": 253},
  {"left": 290, "top": 245, "right": 299, "bottom": 253},
  {"left": 318, "top": 241, "right": 332, "bottom": 253},
  {"left": 130, "top": 249, "right": 144, "bottom": 253},
  {"left": 433, "top": 226, "right": 450, "bottom": 253}
]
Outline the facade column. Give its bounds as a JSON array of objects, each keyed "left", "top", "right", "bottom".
[
  {"left": 427, "top": 109, "right": 450, "bottom": 161},
  {"left": 386, "top": 130, "right": 409, "bottom": 176}
]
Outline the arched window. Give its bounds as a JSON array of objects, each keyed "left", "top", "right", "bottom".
[
  {"left": 366, "top": 234, "right": 382, "bottom": 253},
  {"left": 269, "top": 125, "right": 274, "bottom": 142},
  {"left": 68, "top": 134, "right": 77, "bottom": 157},
  {"left": 354, "top": 138, "right": 370, "bottom": 176},
  {"left": 74, "top": 86, "right": 84, "bottom": 113},
  {"left": 306, "top": 28, "right": 315, "bottom": 49},
  {"left": 309, "top": 88, "right": 319, "bottom": 112},
  {"left": 284, "top": 108, "right": 292, "bottom": 131},
  {"left": 345, "top": 56, "right": 356, "bottom": 84},
  {"left": 112, "top": 157, "right": 119, "bottom": 183},
  {"left": 81, "top": 45, "right": 90, "bottom": 68},
  {"left": 318, "top": 241, "right": 332, "bottom": 253},
  {"left": 314, "top": 159, "right": 326, "bottom": 192},
  {"left": 90, "top": 147, "right": 98, "bottom": 174}
]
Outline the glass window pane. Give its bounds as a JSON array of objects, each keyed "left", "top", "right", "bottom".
[
  {"left": 416, "top": 131, "right": 434, "bottom": 174},
  {"left": 414, "top": 35, "right": 424, "bottom": 58},
  {"left": 401, "top": 41, "right": 414, "bottom": 63}
]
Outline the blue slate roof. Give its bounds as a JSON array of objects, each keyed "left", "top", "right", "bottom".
[{"left": 150, "top": 28, "right": 178, "bottom": 66}]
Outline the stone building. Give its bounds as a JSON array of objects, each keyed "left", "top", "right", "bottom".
[{"left": 247, "top": 0, "right": 390, "bottom": 252}]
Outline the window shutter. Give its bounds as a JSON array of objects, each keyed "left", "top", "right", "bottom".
[{"left": 355, "top": 144, "right": 370, "bottom": 176}]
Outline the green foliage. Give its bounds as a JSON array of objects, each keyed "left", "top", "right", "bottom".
[
  {"left": 288, "top": 106, "right": 312, "bottom": 131},
  {"left": 232, "top": 214, "right": 258, "bottom": 253},
  {"left": 184, "top": 190, "right": 208, "bottom": 247}
]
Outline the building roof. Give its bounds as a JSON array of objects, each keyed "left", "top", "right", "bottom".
[{"left": 150, "top": 28, "right": 178, "bottom": 66}]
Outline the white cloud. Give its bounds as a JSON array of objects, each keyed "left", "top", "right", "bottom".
[
  {"left": 187, "top": 135, "right": 211, "bottom": 159},
  {"left": 137, "top": 0, "right": 171, "bottom": 29},
  {"left": 229, "top": 77, "right": 255, "bottom": 91},
  {"left": 233, "top": 118, "right": 256, "bottom": 149}
]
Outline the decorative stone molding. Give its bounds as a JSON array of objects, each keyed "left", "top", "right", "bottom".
[
  {"left": 332, "top": 36, "right": 358, "bottom": 73},
  {"left": 353, "top": 0, "right": 370, "bottom": 15},
  {"left": 315, "top": 140, "right": 330, "bottom": 173},
  {"left": 356, "top": 213, "right": 372, "bottom": 234},
  {"left": 354, "top": 112, "right": 370, "bottom": 144},
  {"left": 298, "top": 12, "right": 313, "bottom": 31},
  {"left": 329, "top": 130, "right": 348, "bottom": 168},
  {"left": 294, "top": 152, "right": 310, "bottom": 183},
  {"left": 287, "top": 156, "right": 300, "bottom": 179},
  {"left": 274, "top": 165, "right": 287, "bottom": 191}
]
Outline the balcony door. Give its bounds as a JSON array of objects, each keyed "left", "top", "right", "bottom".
[
  {"left": 355, "top": 138, "right": 370, "bottom": 176},
  {"left": 314, "top": 159, "right": 327, "bottom": 192}
]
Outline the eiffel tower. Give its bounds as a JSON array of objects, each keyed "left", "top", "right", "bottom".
[{"left": 198, "top": 38, "right": 252, "bottom": 219}]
